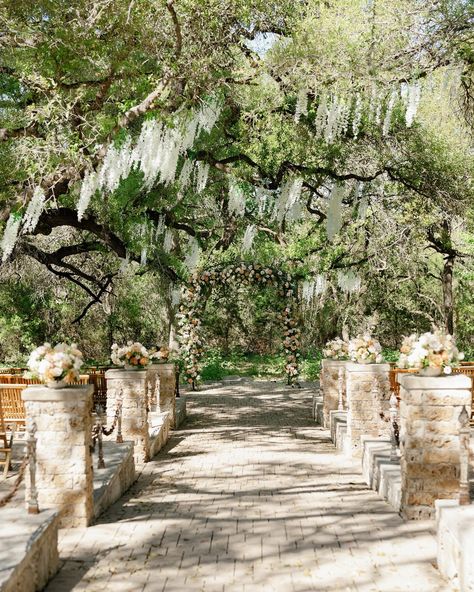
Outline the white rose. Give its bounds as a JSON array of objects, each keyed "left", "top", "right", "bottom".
[{"left": 443, "top": 366, "right": 452, "bottom": 375}]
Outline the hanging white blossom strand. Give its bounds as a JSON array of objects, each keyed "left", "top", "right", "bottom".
[
  {"left": 405, "top": 82, "right": 421, "bottom": 127},
  {"left": 184, "top": 238, "right": 201, "bottom": 272},
  {"left": 242, "top": 225, "right": 257, "bottom": 252},
  {"left": 337, "top": 271, "right": 362, "bottom": 293},
  {"left": 195, "top": 162, "right": 210, "bottom": 194},
  {"left": 295, "top": 88, "right": 308, "bottom": 123},
  {"left": 1, "top": 215, "right": 22, "bottom": 262},
  {"left": 228, "top": 179, "right": 246, "bottom": 217},
  {"left": 22, "top": 187, "right": 45, "bottom": 234},
  {"left": 326, "top": 184, "right": 344, "bottom": 240}
]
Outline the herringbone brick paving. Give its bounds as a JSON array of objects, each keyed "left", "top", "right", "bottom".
[{"left": 46, "top": 379, "right": 455, "bottom": 592}]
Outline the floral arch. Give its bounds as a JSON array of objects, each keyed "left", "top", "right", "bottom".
[{"left": 177, "top": 263, "right": 301, "bottom": 389}]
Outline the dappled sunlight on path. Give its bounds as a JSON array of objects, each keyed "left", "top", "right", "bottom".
[{"left": 46, "top": 378, "right": 454, "bottom": 592}]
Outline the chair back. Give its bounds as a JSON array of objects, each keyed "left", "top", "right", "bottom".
[{"left": 0, "top": 384, "right": 27, "bottom": 426}]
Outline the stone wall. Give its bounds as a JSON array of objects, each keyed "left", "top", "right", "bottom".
[
  {"left": 93, "top": 442, "right": 136, "bottom": 519},
  {"left": 345, "top": 363, "right": 391, "bottom": 457},
  {"left": 321, "top": 360, "right": 347, "bottom": 428},
  {"left": 436, "top": 499, "right": 474, "bottom": 592},
  {"left": 147, "top": 364, "right": 177, "bottom": 427},
  {"left": 0, "top": 508, "right": 59, "bottom": 592},
  {"left": 22, "top": 385, "right": 94, "bottom": 528},
  {"left": 105, "top": 369, "right": 150, "bottom": 464},
  {"left": 399, "top": 373, "right": 471, "bottom": 520}
]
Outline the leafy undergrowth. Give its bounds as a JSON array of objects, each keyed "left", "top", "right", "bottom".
[
  {"left": 199, "top": 348, "right": 404, "bottom": 382},
  {"left": 200, "top": 349, "right": 323, "bottom": 382}
]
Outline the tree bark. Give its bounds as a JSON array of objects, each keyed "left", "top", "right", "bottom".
[{"left": 442, "top": 254, "right": 455, "bottom": 335}]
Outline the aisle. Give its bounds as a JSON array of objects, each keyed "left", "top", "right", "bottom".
[{"left": 46, "top": 379, "right": 453, "bottom": 592}]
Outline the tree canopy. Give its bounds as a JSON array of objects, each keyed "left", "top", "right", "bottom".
[{"left": 1, "top": 0, "right": 474, "bottom": 363}]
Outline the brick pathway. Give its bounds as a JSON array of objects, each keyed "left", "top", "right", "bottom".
[{"left": 46, "top": 379, "right": 454, "bottom": 592}]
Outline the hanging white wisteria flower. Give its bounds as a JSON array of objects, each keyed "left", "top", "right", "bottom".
[
  {"left": 140, "top": 247, "right": 148, "bottom": 266},
  {"left": 119, "top": 251, "right": 130, "bottom": 273},
  {"left": 326, "top": 184, "right": 344, "bottom": 240},
  {"left": 228, "top": 178, "right": 246, "bottom": 217},
  {"left": 196, "top": 96, "right": 223, "bottom": 135},
  {"left": 22, "top": 186, "right": 45, "bottom": 234},
  {"left": 286, "top": 201, "right": 303, "bottom": 223},
  {"left": 256, "top": 187, "right": 270, "bottom": 216},
  {"left": 302, "top": 279, "right": 316, "bottom": 303},
  {"left": 405, "top": 82, "right": 421, "bottom": 127},
  {"left": 314, "top": 93, "right": 328, "bottom": 137},
  {"left": 178, "top": 159, "right": 194, "bottom": 190},
  {"left": 315, "top": 274, "right": 327, "bottom": 295},
  {"left": 1, "top": 214, "right": 22, "bottom": 262},
  {"left": 242, "top": 224, "right": 257, "bottom": 253},
  {"left": 195, "top": 162, "right": 210, "bottom": 194},
  {"left": 184, "top": 237, "right": 201, "bottom": 272},
  {"left": 382, "top": 90, "right": 398, "bottom": 136},
  {"left": 154, "top": 215, "right": 165, "bottom": 238},
  {"left": 294, "top": 88, "right": 308, "bottom": 123},
  {"left": 77, "top": 169, "right": 98, "bottom": 221},
  {"left": 163, "top": 229, "right": 174, "bottom": 253},
  {"left": 275, "top": 177, "right": 303, "bottom": 223},
  {"left": 75, "top": 97, "right": 222, "bottom": 219},
  {"left": 171, "top": 287, "right": 181, "bottom": 307},
  {"left": 324, "top": 95, "right": 340, "bottom": 143},
  {"left": 352, "top": 94, "right": 363, "bottom": 139},
  {"left": 337, "top": 270, "right": 362, "bottom": 293}
]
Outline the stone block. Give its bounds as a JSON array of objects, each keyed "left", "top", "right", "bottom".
[
  {"left": 0, "top": 509, "right": 59, "bottom": 592},
  {"left": 105, "top": 369, "right": 150, "bottom": 464},
  {"left": 399, "top": 373, "right": 472, "bottom": 520},
  {"left": 147, "top": 364, "right": 177, "bottom": 427},
  {"left": 321, "top": 360, "right": 347, "bottom": 428},
  {"left": 22, "top": 385, "right": 94, "bottom": 528},
  {"left": 436, "top": 500, "right": 474, "bottom": 592},
  {"left": 345, "top": 363, "right": 391, "bottom": 457}
]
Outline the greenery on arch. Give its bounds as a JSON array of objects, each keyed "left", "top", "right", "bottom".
[{"left": 177, "top": 263, "right": 301, "bottom": 388}]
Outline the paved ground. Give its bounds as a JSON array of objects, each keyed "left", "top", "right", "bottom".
[{"left": 46, "top": 378, "right": 454, "bottom": 592}]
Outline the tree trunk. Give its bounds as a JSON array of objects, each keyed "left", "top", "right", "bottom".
[{"left": 442, "top": 254, "right": 455, "bottom": 335}]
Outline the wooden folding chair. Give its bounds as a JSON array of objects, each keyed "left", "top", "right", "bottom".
[
  {"left": 0, "top": 385, "right": 27, "bottom": 429},
  {"left": 0, "top": 396, "right": 14, "bottom": 479}
]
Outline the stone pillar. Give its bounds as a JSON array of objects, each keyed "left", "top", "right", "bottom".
[
  {"left": 105, "top": 369, "right": 149, "bottom": 464},
  {"left": 321, "top": 360, "right": 347, "bottom": 428},
  {"left": 399, "top": 373, "right": 472, "bottom": 520},
  {"left": 147, "top": 364, "right": 177, "bottom": 427},
  {"left": 22, "top": 385, "right": 94, "bottom": 528},
  {"left": 346, "top": 362, "right": 391, "bottom": 457}
]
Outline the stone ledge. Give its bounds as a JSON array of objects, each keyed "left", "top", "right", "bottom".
[
  {"left": 345, "top": 362, "right": 391, "bottom": 374},
  {"left": 361, "top": 437, "right": 401, "bottom": 512},
  {"left": 0, "top": 508, "right": 59, "bottom": 592},
  {"left": 436, "top": 499, "right": 474, "bottom": 592},
  {"left": 399, "top": 373, "right": 471, "bottom": 390},
  {"left": 176, "top": 397, "right": 187, "bottom": 428},
  {"left": 315, "top": 398, "right": 324, "bottom": 426},
  {"left": 105, "top": 369, "right": 147, "bottom": 379},
  {"left": 93, "top": 442, "right": 136, "bottom": 519},
  {"left": 22, "top": 384, "right": 93, "bottom": 402},
  {"left": 335, "top": 421, "right": 350, "bottom": 454},
  {"left": 148, "top": 411, "right": 171, "bottom": 459},
  {"left": 329, "top": 410, "right": 347, "bottom": 445}
]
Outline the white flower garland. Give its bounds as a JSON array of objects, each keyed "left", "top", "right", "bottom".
[
  {"left": 22, "top": 187, "right": 46, "bottom": 234},
  {"left": 1, "top": 214, "right": 22, "bottom": 262}
]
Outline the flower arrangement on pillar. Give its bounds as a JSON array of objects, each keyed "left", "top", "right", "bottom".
[
  {"left": 323, "top": 337, "right": 350, "bottom": 360},
  {"left": 150, "top": 346, "right": 171, "bottom": 364},
  {"left": 26, "top": 342, "right": 84, "bottom": 388},
  {"left": 111, "top": 342, "right": 151, "bottom": 369},
  {"left": 397, "top": 330, "right": 464, "bottom": 376},
  {"left": 348, "top": 334, "right": 383, "bottom": 364}
]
